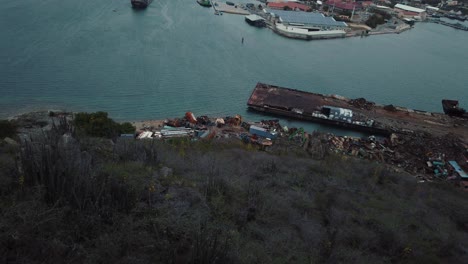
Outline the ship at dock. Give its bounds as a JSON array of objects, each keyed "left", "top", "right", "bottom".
[
  {"left": 131, "top": 0, "right": 152, "bottom": 9},
  {"left": 245, "top": 14, "right": 266, "bottom": 28},
  {"left": 247, "top": 83, "right": 393, "bottom": 135}
]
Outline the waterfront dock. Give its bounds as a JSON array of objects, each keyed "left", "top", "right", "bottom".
[
  {"left": 427, "top": 19, "right": 468, "bottom": 31},
  {"left": 212, "top": 1, "right": 250, "bottom": 15}
]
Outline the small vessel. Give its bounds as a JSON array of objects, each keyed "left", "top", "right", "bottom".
[
  {"left": 245, "top": 14, "right": 266, "bottom": 27},
  {"left": 131, "top": 0, "right": 152, "bottom": 9},
  {"left": 442, "top": 99, "right": 466, "bottom": 117},
  {"left": 197, "top": 0, "right": 212, "bottom": 7},
  {"left": 446, "top": 14, "right": 466, "bottom": 21}
]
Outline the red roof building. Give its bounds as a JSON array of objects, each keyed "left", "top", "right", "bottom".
[
  {"left": 325, "top": 0, "right": 361, "bottom": 11},
  {"left": 267, "top": 2, "right": 312, "bottom": 12},
  {"left": 360, "top": 1, "right": 373, "bottom": 8}
]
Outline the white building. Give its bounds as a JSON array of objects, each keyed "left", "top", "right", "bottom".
[{"left": 394, "top": 4, "right": 427, "bottom": 20}]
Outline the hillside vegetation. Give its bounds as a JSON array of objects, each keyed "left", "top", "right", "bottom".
[{"left": 0, "top": 117, "right": 467, "bottom": 263}]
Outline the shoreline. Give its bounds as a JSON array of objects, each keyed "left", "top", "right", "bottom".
[
  {"left": 5, "top": 110, "right": 468, "bottom": 182},
  {"left": 130, "top": 119, "right": 166, "bottom": 131}
]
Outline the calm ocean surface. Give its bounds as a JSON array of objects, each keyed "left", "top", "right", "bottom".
[{"left": 1, "top": 0, "right": 467, "bottom": 132}]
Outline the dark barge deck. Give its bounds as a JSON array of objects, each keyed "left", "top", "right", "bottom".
[{"left": 247, "top": 83, "right": 392, "bottom": 135}]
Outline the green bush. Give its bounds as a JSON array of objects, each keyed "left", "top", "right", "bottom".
[
  {"left": 366, "top": 14, "right": 385, "bottom": 28},
  {"left": 2, "top": 124, "right": 468, "bottom": 263},
  {"left": 365, "top": 10, "right": 391, "bottom": 29},
  {"left": 74, "top": 111, "right": 135, "bottom": 138},
  {"left": 119, "top": 122, "right": 136, "bottom": 134}
]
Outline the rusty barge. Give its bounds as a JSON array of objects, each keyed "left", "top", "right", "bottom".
[{"left": 247, "top": 83, "right": 392, "bottom": 135}]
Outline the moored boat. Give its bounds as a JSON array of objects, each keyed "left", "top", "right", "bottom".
[
  {"left": 131, "top": 0, "right": 152, "bottom": 9},
  {"left": 245, "top": 14, "right": 266, "bottom": 27},
  {"left": 247, "top": 83, "right": 393, "bottom": 135},
  {"left": 197, "top": 0, "right": 212, "bottom": 7}
]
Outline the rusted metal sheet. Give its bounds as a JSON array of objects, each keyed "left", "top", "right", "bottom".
[
  {"left": 448, "top": 160, "right": 468, "bottom": 179},
  {"left": 247, "top": 82, "right": 327, "bottom": 114}
]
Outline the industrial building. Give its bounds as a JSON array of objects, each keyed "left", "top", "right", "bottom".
[
  {"left": 266, "top": 1, "right": 312, "bottom": 12},
  {"left": 394, "top": 4, "right": 427, "bottom": 20},
  {"left": 265, "top": 9, "right": 348, "bottom": 31},
  {"left": 264, "top": 9, "right": 348, "bottom": 40}
]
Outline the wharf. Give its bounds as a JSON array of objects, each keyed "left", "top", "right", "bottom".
[
  {"left": 247, "top": 83, "right": 468, "bottom": 142},
  {"left": 427, "top": 19, "right": 468, "bottom": 31},
  {"left": 212, "top": 1, "right": 250, "bottom": 15}
]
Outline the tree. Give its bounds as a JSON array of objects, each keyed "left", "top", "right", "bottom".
[
  {"left": 74, "top": 112, "right": 135, "bottom": 138},
  {"left": 365, "top": 14, "right": 386, "bottom": 28}
]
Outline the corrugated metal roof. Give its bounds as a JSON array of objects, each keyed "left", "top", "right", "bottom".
[
  {"left": 245, "top": 14, "right": 265, "bottom": 22},
  {"left": 326, "top": 0, "right": 359, "bottom": 11},
  {"left": 265, "top": 9, "right": 347, "bottom": 27},
  {"left": 395, "top": 4, "right": 425, "bottom": 13},
  {"left": 267, "top": 2, "right": 312, "bottom": 11}
]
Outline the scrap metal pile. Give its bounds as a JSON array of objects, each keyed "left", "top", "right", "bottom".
[
  {"left": 134, "top": 112, "right": 281, "bottom": 145},
  {"left": 309, "top": 131, "right": 468, "bottom": 181},
  {"left": 132, "top": 112, "right": 467, "bottom": 182},
  {"left": 349, "top": 97, "right": 376, "bottom": 110}
]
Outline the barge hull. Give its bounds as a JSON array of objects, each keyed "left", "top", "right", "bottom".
[
  {"left": 248, "top": 105, "right": 391, "bottom": 136},
  {"left": 247, "top": 82, "right": 391, "bottom": 135}
]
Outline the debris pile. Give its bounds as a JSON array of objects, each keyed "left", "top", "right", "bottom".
[
  {"left": 311, "top": 131, "right": 468, "bottom": 181},
  {"left": 349, "top": 97, "right": 375, "bottom": 110},
  {"left": 129, "top": 112, "right": 468, "bottom": 184},
  {"left": 132, "top": 112, "right": 282, "bottom": 149}
]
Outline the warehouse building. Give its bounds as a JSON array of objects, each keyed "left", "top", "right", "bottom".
[
  {"left": 394, "top": 4, "right": 427, "bottom": 20},
  {"left": 265, "top": 9, "right": 348, "bottom": 31}
]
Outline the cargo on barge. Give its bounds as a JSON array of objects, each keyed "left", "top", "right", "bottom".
[{"left": 247, "top": 83, "right": 392, "bottom": 135}]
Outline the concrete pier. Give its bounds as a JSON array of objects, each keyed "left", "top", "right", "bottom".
[{"left": 212, "top": 1, "right": 250, "bottom": 15}]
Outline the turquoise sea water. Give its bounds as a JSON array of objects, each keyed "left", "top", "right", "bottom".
[{"left": 1, "top": 0, "right": 467, "bottom": 132}]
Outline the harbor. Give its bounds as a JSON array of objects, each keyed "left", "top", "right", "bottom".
[
  {"left": 2, "top": 1, "right": 468, "bottom": 260},
  {"left": 1, "top": 0, "right": 467, "bottom": 126},
  {"left": 212, "top": 1, "right": 250, "bottom": 15},
  {"left": 426, "top": 18, "right": 468, "bottom": 31},
  {"left": 196, "top": 1, "right": 429, "bottom": 40}
]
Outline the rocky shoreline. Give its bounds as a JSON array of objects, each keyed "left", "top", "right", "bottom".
[{"left": 4, "top": 110, "right": 467, "bottom": 187}]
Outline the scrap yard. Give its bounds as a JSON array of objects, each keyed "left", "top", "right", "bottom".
[{"left": 126, "top": 80, "right": 468, "bottom": 186}]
